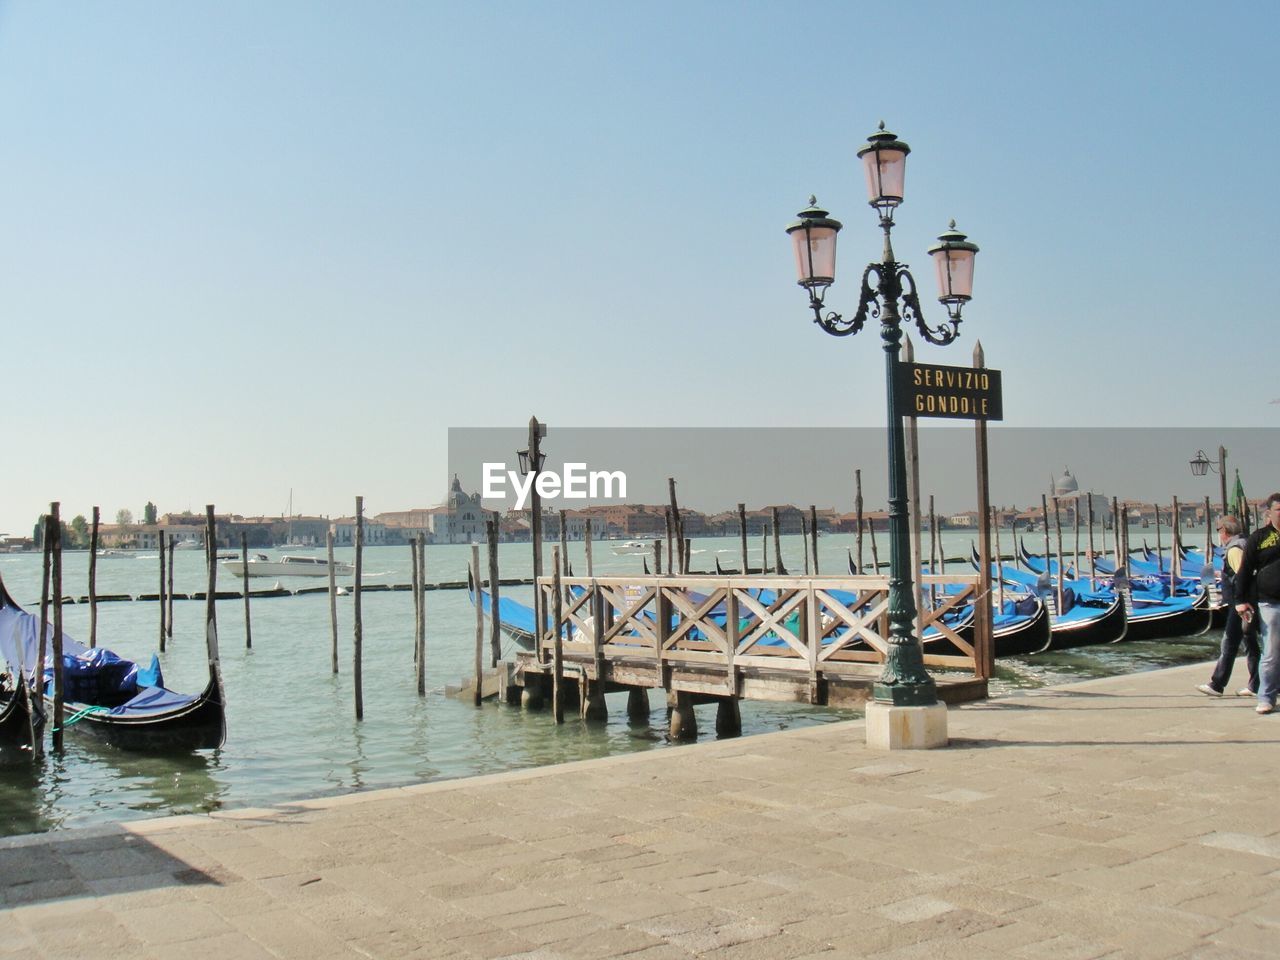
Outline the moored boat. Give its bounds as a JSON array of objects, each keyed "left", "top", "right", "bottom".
[{"left": 222, "top": 554, "right": 353, "bottom": 578}]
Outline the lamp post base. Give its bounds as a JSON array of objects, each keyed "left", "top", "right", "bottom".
[{"left": 865, "top": 700, "right": 949, "bottom": 750}]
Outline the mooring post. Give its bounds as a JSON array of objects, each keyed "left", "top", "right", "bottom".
[
  {"left": 35, "top": 513, "right": 52, "bottom": 759},
  {"left": 762, "top": 527, "right": 769, "bottom": 575},
  {"left": 801, "top": 515, "right": 810, "bottom": 574},
  {"left": 551, "top": 547, "right": 563, "bottom": 724},
  {"left": 1172, "top": 495, "right": 1182, "bottom": 580},
  {"left": 653, "top": 538, "right": 662, "bottom": 576},
  {"left": 928, "top": 494, "right": 937, "bottom": 608},
  {"left": 583, "top": 578, "right": 608, "bottom": 723},
  {"left": 51, "top": 506, "right": 64, "bottom": 755},
  {"left": 627, "top": 687, "right": 649, "bottom": 721},
  {"left": 353, "top": 496, "right": 364, "bottom": 721},
  {"left": 809, "top": 505, "right": 820, "bottom": 575},
  {"left": 868, "top": 514, "right": 880, "bottom": 573},
  {"left": 411, "top": 535, "right": 421, "bottom": 666},
  {"left": 1112, "top": 496, "right": 1122, "bottom": 570},
  {"left": 668, "top": 478, "right": 686, "bottom": 574},
  {"left": 664, "top": 507, "right": 674, "bottom": 576},
  {"left": 240, "top": 532, "right": 252, "bottom": 650},
  {"left": 204, "top": 504, "right": 226, "bottom": 723},
  {"left": 584, "top": 518, "right": 594, "bottom": 576},
  {"left": 159, "top": 529, "right": 167, "bottom": 653},
  {"left": 737, "top": 503, "right": 748, "bottom": 574},
  {"left": 1154, "top": 499, "right": 1164, "bottom": 574},
  {"left": 487, "top": 517, "right": 501, "bottom": 668},
  {"left": 417, "top": 536, "right": 426, "bottom": 696},
  {"left": 88, "top": 506, "right": 100, "bottom": 649},
  {"left": 327, "top": 529, "right": 339, "bottom": 675},
  {"left": 855, "top": 468, "right": 865, "bottom": 575},
  {"left": 772, "top": 507, "right": 784, "bottom": 575},
  {"left": 715, "top": 697, "right": 741, "bottom": 737},
  {"left": 473, "top": 544, "right": 484, "bottom": 707},
  {"left": 1087, "top": 493, "right": 1098, "bottom": 589},
  {"left": 1053, "top": 496, "right": 1065, "bottom": 612},
  {"left": 972, "top": 339, "right": 994, "bottom": 681},
  {"left": 558, "top": 509, "right": 569, "bottom": 577},
  {"left": 166, "top": 533, "right": 175, "bottom": 640}
]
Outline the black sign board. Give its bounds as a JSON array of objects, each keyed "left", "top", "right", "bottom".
[{"left": 895, "top": 361, "right": 1003, "bottom": 421}]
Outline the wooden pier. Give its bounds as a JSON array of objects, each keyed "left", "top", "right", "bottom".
[{"left": 514, "top": 572, "right": 990, "bottom": 730}]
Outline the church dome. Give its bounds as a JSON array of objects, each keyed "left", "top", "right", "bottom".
[{"left": 1054, "top": 468, "right": 1079, "bottom": 496}]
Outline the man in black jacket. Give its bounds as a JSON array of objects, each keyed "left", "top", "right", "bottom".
[
  {"left": 1236, "top": 493, "right": 1280, "bottom": 714},
  {"left": 1197, "top": 516, "right": 1259, "bottom": 697}
]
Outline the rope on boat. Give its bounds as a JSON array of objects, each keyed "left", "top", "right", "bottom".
[{"left": 53, "top": 704, "right": 110, "bottom": 731}]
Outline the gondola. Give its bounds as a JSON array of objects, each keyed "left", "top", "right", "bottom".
[
  {"left": 853, "top": 549, "right": 1052, "bottom": 656},
  {"left": 468, "top": 570, "right": 535, "bottom": 649},
  {"left": 1017, "top": 541, "right": 1212, "bottom": 642},
  {"left": 0, "top": 577, "right": 45, "bottom": 749},
  {"left": 972, "top": 545, "right": 1128, "bottom": 650},
  {"left": 0, "top": 575, "right": 225, "bottom": 752}
]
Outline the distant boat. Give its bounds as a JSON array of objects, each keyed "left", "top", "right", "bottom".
[
  {"left": 611, "top": 541, "right": 651, "bottom": 556},
  {"left": 222, "top": 554, "right": 353, "bottom": 578}
]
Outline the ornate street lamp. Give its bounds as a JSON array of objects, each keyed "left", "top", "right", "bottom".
[
  {"left": 1189, "top": 446, "right": 1228, "bottom": 517},
  {"left": 786, "top": 122, "right": 978, "bottom": 712}
]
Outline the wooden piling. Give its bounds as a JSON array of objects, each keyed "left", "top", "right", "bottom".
[
  {"left": 668, "top": 690, "right": 696, "bottom": 741},
  {"left": 1072, "top": 499, "right": 1081, "bottom": 579},
  {"left": 487, "top": 518, "right": 501, "bottom": 667},
  {"left": 928, "top": 495, "right": 937, "bottom": 607},
  {"left": 1087, "top": 493, "right": 1098, "bottom": 588},
  {"left": 551, "top": 546, "right": 563, "bottom": 724},
  {"left": 1172, "top": 496, "right": 1181, "bottom": 580},
  {"left": 801, "top": 515, "right": 810, "bottom": 575},
  {"left": 1053, "top": 495, "right": 1066, "bottom": 603},
  {"left": 166, "top": 533, "right": 175, "bottom": 639},
  {"left": 558, "top": 509, "right": 569, "bottom": 577},
  {"left": 868, "top": 515, "right": 880, "bottom": 572},
  {"left": 473, "top": 545, "right": 483, "bottom": 707},
  {"left": 1112, "top": 496, "right": 1122, "bottom": 569},
  {"left": 159, "top": 529, "right": 167, "bottom": 653},
  {"left": 51, "top": 505, "right": 64, "bottom": 754},
  {"left": 584, "top": 518, "right": 594, "bottom": 577},
  {"left": 855, "top": 469, "right": 865, "bottom": 575},
  {"left": 972, "top": 338, "right": 994, "bottom": 679},
  {"left": 204, "top": 504, "right": 226, "bottom": 725},
  {"left": 664, "top": 507, "right": 674, "bottom": 575},
  {"left": 417, "top": 536, "right": 426, "bottom": 696},
  {"left": 772, "top": 507, "right": 784, "bottom": 575},
  {"left": 627, "top": 687, "right": 649, "bottom": 722},
  {"left": 1153, "top": 500, "right": 1164, "bottom": 574},
  {"left": 653, "top": 538, "right": 662, "bottom": 576},
  {"left": 1205, "top": 497, "right": 1213, "bottom": 570},
  {"left": 762, "top": 527, "right": 770, "bottom": 575},
  {"left": 327, "top": 529, "right": 338, "bottom": 675},
  {"left": 89, "top": 506, "right": 99, "bottom": 649},
  {"left": 991, "top": 507, "right": 1004, "bottom": 609},
  {"left": 737, "top": 503, "right": 748, "bottom": 574},
  {"left": 31, "top": 515, "right": 52, "bottom": 758},
  {"left": 809, "top": 505, "right": 820, "bottom": 575},
  {"left": 715, "top": 698, "right": 741, "bottom": 737},
  {"left": 240, "top": 532, "right": 252, "bottom": 650},
  {"left": 583, "top": 579, "right": 608, "bottom": 723},
  {"left": 668, "top": 478, "right": 686, "bottom": 574},
  {"left": 410, "top": 536, "right": 421, "bottom": 666},
  {"left": 353, "top": 496, "right": 364, "bottom": 721}
]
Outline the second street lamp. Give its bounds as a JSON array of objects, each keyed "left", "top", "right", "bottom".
[
  {"left": 787, "top": 122, "right": 978, "bottom": 722},
  {"left": 1189, "top": 446, "right": 1229, "bottom": 518}
]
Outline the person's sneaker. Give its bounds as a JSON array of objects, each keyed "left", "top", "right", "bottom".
[
  {"left": 1257, "top": 703, "right": 1275, "bottom": 715},
  {"left": 1238, "top": 688, "right": 1256, "bottom": 697},
  {"left": 1196, "top": 684, "right": 1222, "bottom": 697}
]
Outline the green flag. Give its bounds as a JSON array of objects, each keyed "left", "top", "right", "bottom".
[{"left": 1230, "top": 469, "right": 1249, "bottom": 532}]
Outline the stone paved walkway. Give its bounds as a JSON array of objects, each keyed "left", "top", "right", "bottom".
[{"left": 3, "top": 660, "right": 1279, "bottom": 959}]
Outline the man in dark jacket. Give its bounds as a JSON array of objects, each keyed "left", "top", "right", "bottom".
[
  {"left": 1197, "top": 516, "right": 1259, "bottom": 697},
  {"left": 1235, "top": 493, "right": 1280, "bottom": 714}
]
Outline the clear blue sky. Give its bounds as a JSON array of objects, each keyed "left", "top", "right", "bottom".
[{"left": 2, "top": 1, "right": 1276, "bottom": 535}]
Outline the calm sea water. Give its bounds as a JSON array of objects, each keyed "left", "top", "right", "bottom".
[{"left": 0, "top": 532, "right": 1216, "bottom": 837}]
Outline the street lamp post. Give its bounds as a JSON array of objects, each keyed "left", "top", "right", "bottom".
[
  {"left": 786, "top": 123, "right": 978, "bottom": 717},
  {"left": 1189, "top": 446, "right": 1228, "bottom": 518}
]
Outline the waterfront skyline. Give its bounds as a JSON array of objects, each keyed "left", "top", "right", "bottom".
[{"left": 2, "top": 2, "right": 1277, "bottom": 536}]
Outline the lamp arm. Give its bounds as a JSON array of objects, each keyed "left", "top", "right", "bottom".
[
  {"left": 812, "top": 263, "right": 881, "bottom": 337},
  {"left": 899, "top": 266, "right": 960, "bottom": 346}
]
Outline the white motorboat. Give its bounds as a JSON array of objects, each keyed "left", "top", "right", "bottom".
[
  {"left": 222, "top": 554, "right": 354, "bottom": 578},
  {"left": 610, "top": 541, "right": 651, "bottom": 555}
]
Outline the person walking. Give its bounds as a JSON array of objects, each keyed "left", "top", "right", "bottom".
[
  {"left": 1235, "top": 493, "right": 1280, "bottom": 715},
  {"left": 1197, "top": 516, "right": 1259, "bottom": 697}
]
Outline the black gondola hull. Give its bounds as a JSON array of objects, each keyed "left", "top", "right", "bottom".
[
  {"left": 46, "top": 676, "right": 225, "bottom": 752},
  {"left": 1124, "top": 591, "right": 1214, "bottom": 642},
  {"left": 1047, "top": 595, "right": 1128, "bottom": 650}
]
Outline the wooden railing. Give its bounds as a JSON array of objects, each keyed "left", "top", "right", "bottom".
[{"left": 532, "top": 574, "right": 988, "bottom": 695}]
